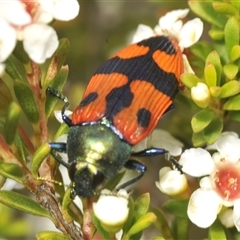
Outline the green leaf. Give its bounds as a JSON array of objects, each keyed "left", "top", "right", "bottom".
[
  {"left": 4, "top": 102, "right": 21, "bottom": 144},
  {"left": 14, "top": 79, "right": 39, "bottom": 123},
  {"left": 43, "top": 38, "right": 70, "bottom": 88},
  {"left": 209, "top": 86, "right": 221, "bottom": 98},
  {"left": 105, "top": 171, "right": 126, "bottom": 191},
  {"left": 230, "top": 45, "right": 240, "bottom": 62},
  {"left": 229, "top": 111, "right": 240, "bottom": 122},
  {"left": 223, "top": 94, "right": 240, "bottom": 110},
  {"left": 225, "top": 17, "right": 239, "bottom": 59},
  {"left": 127, "top": 212, "right": 156, "bottom": 237},
  {"left": 208, "top": 29, "right": 224, "bottom": 41},
  {"left": 189, "top": 1, "right": 227, "bottom": 28},
  {"left": 162, "top": 199, "right": 188, "bottom": 218},
  {"left": 223, "top": 64, "right": 238, "bottom": 80},
  {"left": 61, "top": 188, "right": 74, "bottom": 222},
  {"left": 92, "top": 213, "right": 111, "bottom": 240},
  {"left": 190, "top": 42, "right": 213, "bottom": 62},
  {"left": 180, "top": 73, "right": 200, "bottom": 89},
  {"left": 31, "top": 143, "right": 51, "bottom": 177},
  {"left": 0, "top": 162, "right": 24, "bottom": 183},
  {"left": 172, "top": 217, "right": 189, "bottom": 240},
  {"left": 0, "top": 190, "right": 51, "bottom": 219},
  {"left": 191, "top": 109, "right": 214, "bottom": 133},
  {"left": 36, "top": 231, "right": 72, "bottom": 240},
  {"left": 219, "top": 80, "right": 240, "bottom": 98},
  {"left": 213, "top": 2, "right": 238, "bottom": 15},
  {"left": 192, "top": 131, "right": 207, "bottom": 147},
  {"left": 45, "top": 66, "right": 69, "bottom": 118},
  {"left": 12, "top": 42, "right": 30, "bottom": 64},
  {"left": 204, "top": 63, "right": 217, "bottom": 87},
  {"left": 209, "top": 219, "right": 226, "bottom": 240},
  {"left": 203, "top": 118, "right": 223, "bottom": 144},
  {"left": 205, "top": 51, "right": 222, "bottom": 86},
  {"left": 122, "top": 196, "right": 134, "bottom": 234},
  {"left": 0, "top": 78, "right": 13, "bottom": 111},
  {"left": 134, "top": 193, "right": 150, "bottom": 220},
  {"left": 4, "top": 56, "right": 24, "bottom": 82},
  {"left": 151, "top": 207, "right": 173, "bottom": 240},
  {"left": 13, "top": 133, "right": 26, "bottom": 163}
]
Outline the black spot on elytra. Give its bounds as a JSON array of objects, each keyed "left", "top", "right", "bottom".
[
  {"left": 80, "top": 92, "right": 98, "bottom": 107},
  {"left": 137, "top": 108, "right": 151, "bottom": 127}
]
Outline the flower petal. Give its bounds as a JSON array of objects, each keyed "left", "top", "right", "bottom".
[
  {"left": 39, "top": 0, "right": 80, "bottom": 21},
  {"left": 179, "top": 148, "right": 215, "bottom": 177},
  {"left": 179, "top": 18, "right": 203, "bottom": 49},
  {"left": 219, "top": 209, "right": 234, "bottom": 228},
  {"left": 216, "top": 134, "right": 240, "bottom": 163},
  {"left": 233, "top": 199, "right": 240, "bottom": 231},
  {"left": 187, "top": 188, "right": 222, "bottom": 228},
  {"left": 0, "top": 19, "right": 17, "bottom": 62},
  {"left": 23, "top": 24, "right": 59, "bottom": 64},
  {"left": 132, "top": 24, "right": 154, "bottom": 43}
]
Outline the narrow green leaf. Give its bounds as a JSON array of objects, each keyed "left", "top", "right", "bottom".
[
  {"left": 45, "top": 66, "right": 69, "bottom": 118},
  {"left": 230, "top": 45, "right": 240, "bottom": 62},
  {"left": 208, "top": 29, "right": 224, "bottom": 41},
  {"left": 223, "top": 64, "right": 238, "bottom": 80},
  {"left": 92, "top": 213, "right": 111, "bottom": 240},
  {"left": 127, "top": 212, "right": 157, "bottom": 237},
  {"left": 43, "top": 38, "right": 70, "bottom": 88},
  {"left": 203, "top": 118, "right": 223, "bottom": 144},
  {"left": 180, "top": 73, "right": 200, "bottom": 89},
  {"left": 122, "top": 196, "right": 134, "bottom": 234},
  {"left": 229, "top": 111, "right": 240, "bottom": 122},
  {"left": 12, "top": 42, "right": 30, "bottom": 64},
  {"left": 62, "top": 188, "right": 74, "bottom": 222},
  {"left": 0, "top": 162, "right": 24, "bottom": 183},
  {"left": 209, "top": 219, "right": 227, "bottom": 240},
  {"left": 13, "top": 133, "right": 26, "bottom": 163},
  {"left": 151, "top": 207, "right": 173, "bottom": 240},
  {"left": 225, "top": 17, "right": 239, "bottom": 59},
  {"left": 14, "top": 79, "right": 39, "bottom": 123},
  {"left": 204, "top": 63, "right": 217, "bottom": 87},
  {"left": 172, "top": 217, "right": 189, "bottom": 240},
  {"left": 0, "top": 78, "right": 13, "bottom": 111},
  {"left": 162, "top": 199, "right": 188, "bottom": 218},
  {"left": 105, "top": 171, "right": 125, "bottom": 191},
  {"left": 0, "top": 190, "right": 51, "bottom": 219},
  {"left": 36, "top": 231, "right": 72, "bottom": 240},
  {"left": 191, "top": 109, "right": 214, "bottom": 133},
  {"left": 4, "top": 102, "right": 21, "bottom": 144},
  {"left": 219, "top": 80, "right": 240, "bottom": 98},
  {"left": 4, "top": 56, "right": 24, "bottom": 82},
  {"left": 223, "top": 94, "right": 240, "bottom": 110},
  {"left": 31, "top": 143, "right": 51, "bottom": 177},
  {"left": 213, "top": 2, "right": 238, "bottom": 15},
  {"left": 134, "top": 193, "right": 150, "bottom": 220},
  {"left": 205, "top": 51, "right": 222, "bottom": 86},
  {"left": 209, "top": 86, "right": 221, "bottom": 98},
  {"left": 189, "top": 1, "right": 227, "bottom": 28}
]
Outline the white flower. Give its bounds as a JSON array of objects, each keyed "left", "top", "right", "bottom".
[
  {"left": 156, "top": 166, "right": 188, "bottom": 198},
  {"left": 191, "top": 82, "right": 210, "bottom": 108},
  {"left": 131, "top": 9, "right": 203, "bottom": 74},
  {"left": 0, "top": 0, "right": 80, "bottom": 65},
  {"left": 93, "top": 189, "right": 129, "bottom": 233},
  {"left": 133, "top": 129, "right": 183, "bottom": 157},
  {"left": 132, "top": 8, "right": 203, "bottom": 51},
  {"left": 179, "top": 132, "right": 240, "bottom": 230}
]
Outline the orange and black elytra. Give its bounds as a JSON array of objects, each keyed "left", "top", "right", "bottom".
[{"left": 48, "top": 35, "right": 184, "bottom": 198}]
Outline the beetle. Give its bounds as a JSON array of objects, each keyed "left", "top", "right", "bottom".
[{"left": 48, "top": 35, "right": 184, "bottom": 198}]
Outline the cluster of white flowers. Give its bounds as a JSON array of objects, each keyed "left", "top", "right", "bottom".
[{"left": 0, "top": 0, "right": 79, "bottom": 75}]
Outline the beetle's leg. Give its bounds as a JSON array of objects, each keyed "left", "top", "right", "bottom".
[
  {"left": 49, "top": 142, "right": 70, "bottom": 168},
  {"left": 116, "top": 159, "right": 146, "bottom": 191},
  {"left": 132, "top": 148, "right": 183, "bottom": 173},
  {"left": 46, "top": 87, "right": 72, "bottom": 126}
]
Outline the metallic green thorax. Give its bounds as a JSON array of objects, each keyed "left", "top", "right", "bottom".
[{"left": 66, "top": 123, "right": 132, "bottom": 197}]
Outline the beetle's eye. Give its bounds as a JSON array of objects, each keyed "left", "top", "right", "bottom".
[
  {"left": 68, "top": 161, "right": 77, "bottom": 182},
  {"left": 92, "top": 171, "right": 105, "bottom": 190}
]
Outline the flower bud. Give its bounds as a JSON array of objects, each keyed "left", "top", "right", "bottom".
[
  {"left": 93, "top": 189, "right": 129, "bottom": 233},
  {"left": 191, "top": 82, "right": 210, "bottom": 108}
]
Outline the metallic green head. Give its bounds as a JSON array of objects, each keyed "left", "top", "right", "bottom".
[{"left": 66, "top": 123, "right": 132, "bottom": 197}]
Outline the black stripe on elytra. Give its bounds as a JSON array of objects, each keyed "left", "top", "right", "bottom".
[
  {"left": 93, "top": 36, "right": 179, "bottom": 99},
  {"left": 137, "top": 108, "right": 151, "bottom": 127},
  {"left": 80, "top": 92, "right": 98, "bottom": 107}
]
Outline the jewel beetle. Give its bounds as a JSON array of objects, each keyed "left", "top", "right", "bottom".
[{"left": 48, "top": 35, "right": 184, "bottom": 198}]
